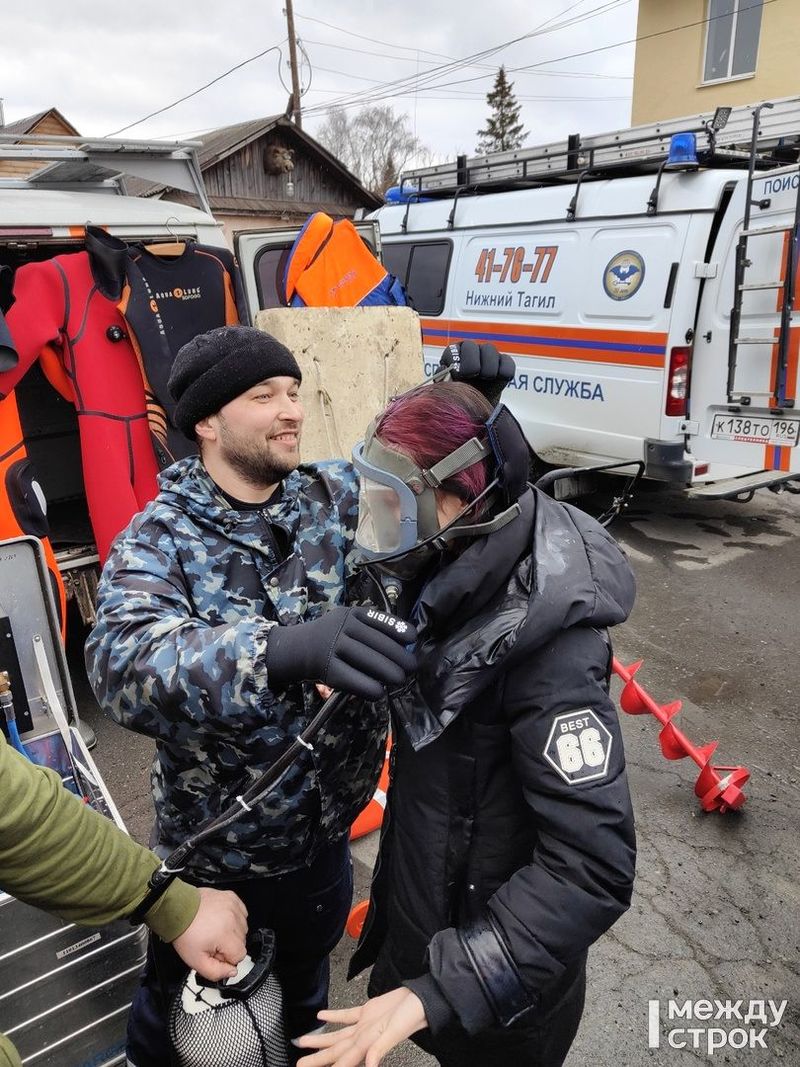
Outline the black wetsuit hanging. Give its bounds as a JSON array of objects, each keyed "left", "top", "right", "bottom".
[{"left": 86, "top": 227, "right": 246, "bottom": 462}]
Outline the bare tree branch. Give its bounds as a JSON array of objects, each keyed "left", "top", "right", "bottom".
[{"left": 317, "top": 106, "right": 427, "bottom": 196}]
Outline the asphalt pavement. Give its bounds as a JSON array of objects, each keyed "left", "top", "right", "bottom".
[{"left": 71, "top": 482, "right": 800, "bottom": 1067}]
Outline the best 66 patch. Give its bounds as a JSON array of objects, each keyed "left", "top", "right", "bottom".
[{"left": 543, "top": 709, "right": 612, "bottom": 785}]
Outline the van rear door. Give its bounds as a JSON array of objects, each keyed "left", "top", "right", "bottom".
[{"left": 689, "top": 168, "right": 800, "bottom": 482}]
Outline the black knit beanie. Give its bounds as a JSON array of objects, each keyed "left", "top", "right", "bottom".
[{"left": 169, "top": 326, "right": 302, "bottom": 438}]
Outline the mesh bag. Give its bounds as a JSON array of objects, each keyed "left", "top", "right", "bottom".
[{"left": 169, "top": 937, "right": 290, "bottom": 1067}]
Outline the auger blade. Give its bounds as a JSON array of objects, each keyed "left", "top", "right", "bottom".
[
  {"left": 613, "top": 656, "right": 750, "bottom": 812},
  {"left": 659, "top": 721, "right": 691, "bottom": 761}
]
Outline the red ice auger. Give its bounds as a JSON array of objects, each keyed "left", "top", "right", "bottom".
[{"left": 612, "top": 658, "right": 750, "bottom": 813}]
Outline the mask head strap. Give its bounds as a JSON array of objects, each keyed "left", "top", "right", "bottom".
[
  {"left": 423, "top": 436, "right": 491, "bottom": 488},
  {"left": 485, "top": 404, "right": 530, "bottom": 505}
]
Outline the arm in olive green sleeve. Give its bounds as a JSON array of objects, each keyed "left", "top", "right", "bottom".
[
  {"left": 0, "top": 1032, "right": 23, "bottom": 1067},
  {"left": 0, "top": 733, "right": 198, "bottom": 942}
]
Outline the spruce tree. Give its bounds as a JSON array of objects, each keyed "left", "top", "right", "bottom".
[{"left": 476, "top": 66, "right": 527, "bottom": 154}]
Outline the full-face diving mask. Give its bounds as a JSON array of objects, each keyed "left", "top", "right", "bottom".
[{"left": 352, "top": 402, "right": 530, "bottom": 566}]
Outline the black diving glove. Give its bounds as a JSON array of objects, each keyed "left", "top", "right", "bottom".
[
  {"left": 266, "top": 606, "right": 417, "bottom": 701},
  {"left": 439, "top": 339, "right": 516, "bottom": 406}
]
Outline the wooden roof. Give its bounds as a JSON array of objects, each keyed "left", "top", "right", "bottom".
[
  {"left": 127, "top": 115, "right": 380, "bottom": 209},
  {"left": 0, "top": 108, "right": 80, "bottom": 136}
]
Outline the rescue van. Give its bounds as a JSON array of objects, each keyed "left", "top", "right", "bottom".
[{"left": 369, "top": 96, "right": 800, "bottom": 500}]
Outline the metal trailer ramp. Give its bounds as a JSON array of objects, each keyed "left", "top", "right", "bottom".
[{"left": 0, "top": 536, "right": 146, "bottom": 1066}]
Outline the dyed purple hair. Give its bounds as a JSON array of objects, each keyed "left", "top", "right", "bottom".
[{"left": 374, "top": 382, "right": 493, "bottom": 502}]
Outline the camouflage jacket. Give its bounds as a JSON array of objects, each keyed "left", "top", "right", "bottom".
[{"left": 85, "top": 456, "right": 387, "bottom": 880}]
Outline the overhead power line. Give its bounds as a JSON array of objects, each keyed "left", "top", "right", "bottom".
[
  {"left": 301, "top": 0, "right": 631, "bottom": 118},
  {"left": 293, "top": 12, "right": 457, "bottom": 60},
  {"left": 301, "top": 37, "right": 633, "bottom": 78},
  {"left": 300, "top": 0, "right": 774, "bottom": 118},
  {"left": 103, "top": 0, "right": 626, "bottom": 137},
  {"left": 102, "top": 0, "right": 774, "bottom": 138},
  {"left": 105, "top": 43, "right": 286, "bottom": 137},
  {"left": 310, "top": 64, "right": 629, "bottom": 101},
  {"left": 294, "top": 0, "right": 608, "bottom": 61},
  {"left": 512, "top": 0, "right": 775, "bottom": 75}
]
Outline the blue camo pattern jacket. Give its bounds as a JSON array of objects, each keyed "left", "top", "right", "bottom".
[{"left": 85, "top": 455, "right": 387, "bottom": 880}]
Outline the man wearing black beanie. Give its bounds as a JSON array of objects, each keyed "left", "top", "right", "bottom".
[
  {"left": 86, "top": 323, "right": 510, "bottom": 1066},
  {"left": 85, "top": 324, "right": 419, "bottom": 1066}
]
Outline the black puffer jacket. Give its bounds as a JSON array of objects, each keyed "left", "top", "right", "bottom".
[{"left": 350, "top": 487, "right": 637, "bottom": 1038}]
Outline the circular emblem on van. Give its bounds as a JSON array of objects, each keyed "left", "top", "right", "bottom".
[{"left": 603, "top": 251, "right": 645, "bottom": 301}]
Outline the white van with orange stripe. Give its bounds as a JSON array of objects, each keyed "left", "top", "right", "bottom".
[{"left": 370, "top": 99, "right": 800, "bottom": 499}]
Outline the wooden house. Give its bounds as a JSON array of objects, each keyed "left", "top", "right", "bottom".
[
  {"left": 129, "top": 115, "right": 381, "bottom": 241},
  {"left": 0, "top": 108, "right": 80, "bottom": 179}
]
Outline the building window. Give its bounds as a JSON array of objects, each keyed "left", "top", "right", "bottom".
[{"left": 703, "top": 0, "right": 763, "bottom": 83}]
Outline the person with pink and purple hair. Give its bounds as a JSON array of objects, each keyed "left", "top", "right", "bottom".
[{"left": 297, "top": 379, "right": 637, "bottom": 1067}]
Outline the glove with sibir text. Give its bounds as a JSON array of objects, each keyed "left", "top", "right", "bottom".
[
  {"left": 439, "top": 339, "right": 515, "bottom": 406},
  {"left": 266, "top": 606, "right": 416, "bottom": 701}
]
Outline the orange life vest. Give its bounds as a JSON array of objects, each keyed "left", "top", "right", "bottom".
[{"left": 284, "top": 213, "right": 405, "bottom": 308}]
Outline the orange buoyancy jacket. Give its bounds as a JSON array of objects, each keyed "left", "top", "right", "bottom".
[{"left": 284, "top": 213, "right": 405, "bottom": 308}]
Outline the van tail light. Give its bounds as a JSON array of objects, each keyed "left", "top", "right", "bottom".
[{"left": 665, "top": 346, "right": 692, "bottom": 417}]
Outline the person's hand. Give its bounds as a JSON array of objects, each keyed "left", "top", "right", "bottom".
[
  {"left": 296, "top": 987, "right": 428, "bottom": 1067},
  {"left": 170, "top": 886, "right": 248, "bottom": 981},
  {"left": 267, "top": 607, "right": 417, "bottom": 700},
  {"left": 439, "top": 339, "right": 515, "bottom": 386}
]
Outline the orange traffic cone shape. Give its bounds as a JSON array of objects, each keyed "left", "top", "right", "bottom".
[
  {"left": 350, "top": 741, "right": 391, "bottom": 840},
  {"left": 346, "top": 900, "right": 370, "bottom": 939}
]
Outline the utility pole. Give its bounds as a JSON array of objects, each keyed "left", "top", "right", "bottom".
[{"left": 284, "top": 0, "right": 302, "bottom": 129}]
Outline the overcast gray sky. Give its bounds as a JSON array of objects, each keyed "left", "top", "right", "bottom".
[{"left": 0, "top": 0, "right": 640, "bottom": 165}]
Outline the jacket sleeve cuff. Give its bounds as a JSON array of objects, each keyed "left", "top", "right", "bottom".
[
  {"left": 402, "top": 974, "right": 455, "bottom": 1036},
  {"left": 426, "top": 916, "right": 535, "bottom": 1035},
  {"left": 140, "top": 879, "right": 200, "bottom": 943}
]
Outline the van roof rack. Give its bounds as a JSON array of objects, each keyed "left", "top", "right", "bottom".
[
  {"left": 400, "top": 94, "right": 800, "bottom": 195},
  {"left": 0, "top": 132, "right": 210, "bottom": 214}
]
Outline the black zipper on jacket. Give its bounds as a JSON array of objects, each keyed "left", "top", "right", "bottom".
[{"left": 259, "top": 512, "right": 285, "bottom": 564}]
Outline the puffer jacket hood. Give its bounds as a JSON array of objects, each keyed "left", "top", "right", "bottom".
[
  {"left": 419, "top": 487, "right": 633, "bottom": 634},
  {"left": 405, "top": 488, "right": 635, "bottom": 749}
]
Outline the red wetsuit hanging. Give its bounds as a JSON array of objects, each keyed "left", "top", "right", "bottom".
[
  {"left": 0, "top": 270, "right": 66, "bottom": 634},
  {"left": 86, "top": 227, "right": 243, "bottom": 460},
  {"left": 1, "top": 253, "right": 161, "bottom": 563},
  {"left": 0, "top": 267, "right": 16, "bottom": 372}
]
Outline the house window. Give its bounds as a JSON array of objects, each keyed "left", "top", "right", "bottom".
[
  {"left": 383, "top": 241, "right": 452, "bottom": 315},
  {"left": 703, "top": 0, "right": 763, "bottom": 83}
]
